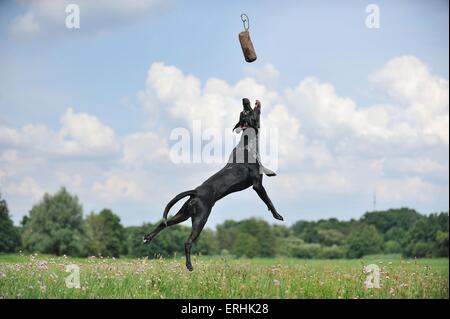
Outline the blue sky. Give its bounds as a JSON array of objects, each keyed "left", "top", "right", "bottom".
[{"left": 0, "top": 0, "right": 448, "bottom": 227}]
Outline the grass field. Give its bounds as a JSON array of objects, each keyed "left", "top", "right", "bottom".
[{"left": 0, "top": 253, "right": 448, "bottom": 299}]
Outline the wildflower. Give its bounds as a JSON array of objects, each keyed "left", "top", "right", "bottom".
[
  {"left": 389, "top": 287, "right": 395, "bottom": 295},
  {"left": 40, "top": 285, "right": 47, "bottom": 293},
  {"left": 273, "top": 279, "right": 281, "bottom": 287},
  {"left": 37, "top": 260, "right": 48, "bottom": 270}
]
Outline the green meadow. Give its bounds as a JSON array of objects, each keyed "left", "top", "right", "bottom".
[{"left": 0, "top": 254, "right": 448, "bottom": 299}]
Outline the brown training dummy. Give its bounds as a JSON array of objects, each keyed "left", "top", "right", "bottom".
[{"left": 239, "top": 14, "right": 257, "bottom": 63}]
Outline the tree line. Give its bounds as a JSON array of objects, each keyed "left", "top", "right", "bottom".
[{"left": 1, "top": 188, "right": 448, "bottom": 259}]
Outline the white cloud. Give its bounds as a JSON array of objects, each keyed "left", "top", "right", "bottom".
[
  {"left": 384, "top": 157, "right": 448, "bottom": 176},
  {"left": 138, "top": 62, "right": 293, "bottom": 172},
  {"left": 376, "top": 177, "right": 443, "bottom": 202},
  {"left": 370, "top": 56, "right": 449, "bottom": 112},
  {"left": 279, "top": 171, "right": 355, "bottom": 197},
  {"left": 138, "top": 59, "right": 448, "bottom": 203},
  {"left": 59, "top": 107, "right": 119, "bottom": 156},
  {"left": 92, "top": 174, "right": 144, "bottom": 202},
  {"left": 0, "top": 150, "right": 46, "bottom": 179},
  {"left": 2, "top": 177, "right": 44, "bottom": 201},
  {"left": 1, "top": 56, "right": 448, "bottom": 223},
  {"left": 0, "top": 108, "right": 119, "bottom": 157},
  {"left": 370, "top": 56, "right": 449, "bottom": 145},
  {"left": 9, "top": 11, "right": 40, "bottom": 37},
  {"left": 138, "top": 62, "right": 279, "bottom": 132},
  {"left": 264, "top": 103, "right": 304, "bottom": 165},
  {"left": 121, "top": 131, "right": 169, "bottom": 167},
  {"left": 244, "top": 64, "right": 280, "bottom": 88},
  {"left": 55, "top": 171, "right": 83, "bottom": 188},
  {"left": 9, "top": 0, "right": 173, "bottom": 37},
  {"left": 284, "top": 56, "right": 449, "bottom": 158}
]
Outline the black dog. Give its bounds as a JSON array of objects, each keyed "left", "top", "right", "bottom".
[{"left": 143, "top": 98, "right": 283, "bottom": 271}]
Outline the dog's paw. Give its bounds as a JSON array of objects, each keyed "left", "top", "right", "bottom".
[
  {"left": 273, "top": 213, "right": 284, "bottom": 221},
  {"left": 186, "top": 264, "right": 194, "bottom": 271},
  {"left": 143, "top": 234, "right": 152, "bottom": 244}
]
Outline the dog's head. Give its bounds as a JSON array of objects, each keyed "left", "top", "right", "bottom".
[{"left": 233, "top": 98, "right": 260, "bottom": 133}]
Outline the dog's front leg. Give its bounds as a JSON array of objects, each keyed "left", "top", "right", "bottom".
[{"left": 252, "top": 181, "right": 284, "bottom": 221}]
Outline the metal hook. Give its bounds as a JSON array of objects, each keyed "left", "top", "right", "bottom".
[{"left": 241, "top": 13, "right": 249, "bottom": 31}]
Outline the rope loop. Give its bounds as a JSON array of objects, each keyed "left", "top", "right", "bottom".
[{"left": 241, "top": 13, "right": 249, "bottom": 31}]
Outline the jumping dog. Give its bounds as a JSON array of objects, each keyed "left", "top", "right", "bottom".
[{"left": 143, "top": 98, "right": 283, "bottom": 271}]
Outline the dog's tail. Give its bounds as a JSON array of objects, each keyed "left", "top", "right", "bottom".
[{"left": 162, "top": 190, "right": 197, "bottom": 225}]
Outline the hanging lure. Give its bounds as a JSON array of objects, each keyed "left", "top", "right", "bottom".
[{"left": 239, "top": 14, "right": 257, "bottom": 63}]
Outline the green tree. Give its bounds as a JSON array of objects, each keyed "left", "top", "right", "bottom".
[
  {"left": 126, "top": 222, "right": 189, "bottom": 258},
  {"left": 22, "top": 188, "right": 84, "bottom": 256},
  {"left": 84, "top": 209, "right": 126, "bottom": 257},
  {"left": 277, "top": 237, "right": 305, "bottom": 257},
  {"left": 436, "top": 231, "right": 449, "bottom": 257},
  {"left": 192, "top": 228, "right": 219, "bottom": 255},
  {"left": 216, "top": 220, "right": 238, "bottom": 252},
  {"left": 361, "top": 208, "right": 422, "bottom": 234},
  {"left": 404, "top": 212, "right": 449, "bottom": 257},
  {"left": 319, "top": 245, "right": 347, "bottom": 259},
  {"left": 232, "top": 232, "right": 259, "bottom": 258},
  {"left": 236, "top": 218, "right": 276, "bottom": 257},
  {"left": 384, "top": 240, "right": 402, "bottom": 254},
  {"left": 290, "top": 243, "right": 323, "bottom": 259},
  {"left": 0, "top": 195, "right": 21, "bottom": 252},
  {"left": 346, "top": 225, "right": 383, "bottom": 258},
  {"left": 317, "top": 228, "right": 345, "bottom": 246},
  {"left": 291, "top": 220, "right": 310, "bottom": 237}
]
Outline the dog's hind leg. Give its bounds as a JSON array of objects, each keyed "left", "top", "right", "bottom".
[
  {"left": 143, "top": 200, "right": 191, "bottom": 244},
  {"left": 184, "top": 203, "right": 210, "bottom": 271}
]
